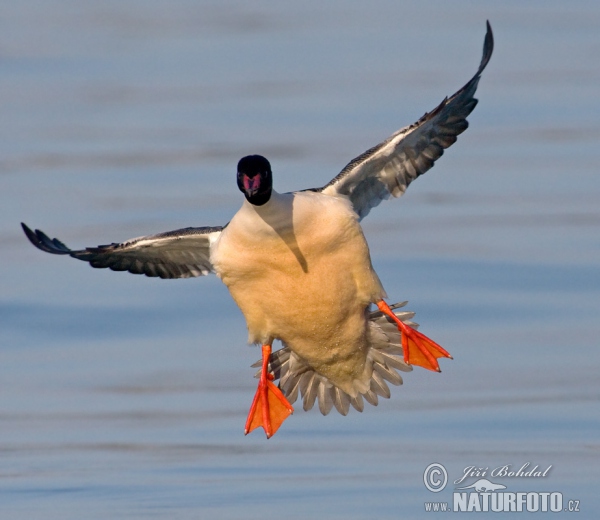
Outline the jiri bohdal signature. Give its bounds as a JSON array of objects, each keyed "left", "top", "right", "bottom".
[{"left": 454, "top": 463, "right": 552, "bottom": 485}]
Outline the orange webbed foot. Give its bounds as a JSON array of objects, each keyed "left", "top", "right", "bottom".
[
  {"left": 376, "top": 300, "right": 452, "bottom": 372},
  {"left": 244, "top": 345, "right": 294, "bottom": 438}
]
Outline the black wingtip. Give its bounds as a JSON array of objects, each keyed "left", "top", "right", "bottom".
[
  {"left": 479, "top": 21, "right": 494, "bottom": 74},
  {"left": 21, "top": 222, "right": 40, "bottom": 249},
  {"left": 21, "top": 222, "right": 72, "bottom": 255}
]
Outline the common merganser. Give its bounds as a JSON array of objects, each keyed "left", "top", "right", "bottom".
[{"left": 22, "top": 22, "right": 493, "bottom": 438}]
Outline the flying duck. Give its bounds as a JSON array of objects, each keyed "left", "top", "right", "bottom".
[{"left": 22, "top": 23, "right": 493, "bottom": 438}]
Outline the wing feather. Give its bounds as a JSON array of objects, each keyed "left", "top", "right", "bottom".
[
  {"left": 21, "top": 222, "right": 223, "bottom": 279},
  {"left": 318, "top": 21, "right": 493, "bottom": 219}
]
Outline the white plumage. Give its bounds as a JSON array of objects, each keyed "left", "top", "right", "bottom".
[{"left": 212, "top": 190, "right": 387, "bottom": 398}]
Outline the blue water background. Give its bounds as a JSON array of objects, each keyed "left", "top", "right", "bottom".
[{"left": 1, "top": 1, "right": 599, "bottom": 518}]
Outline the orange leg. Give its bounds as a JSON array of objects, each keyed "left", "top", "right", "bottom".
[
  {"left": 376, "top": 300, "right": 452, "bottom": 372},
  {"left": 244, "top": 344, "right": 294, "bottom": 438}
]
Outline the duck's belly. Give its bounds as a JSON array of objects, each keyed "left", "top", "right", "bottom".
[{"left": 212, "top": 194, "right": 385, "bottom": 389}]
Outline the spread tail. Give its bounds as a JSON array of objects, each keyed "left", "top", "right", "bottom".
[{"left": 252, "top": 302, "right": 415, "bottom": 416}]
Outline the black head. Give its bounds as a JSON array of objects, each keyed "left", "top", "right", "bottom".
[{"left": 237, "top": 155, "right": 273, "bottom": 206}]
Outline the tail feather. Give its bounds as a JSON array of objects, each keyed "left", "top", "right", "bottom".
[
  {"left": 349, "top": 393, "right": 364, "bottom": 412},
  {"left": 253, "top": 301, "right": 416, "bottom": 416},
  {"left": 332, "top": 386, "right": 351, "bottom": 416},
  {"left": 374, "top": 361, "right": 403, "bottom": 386},
  {"left": 363, "top": 389, "right": 379, "bottom": 407},
  {"left": 302, "top": 373, "right": 319, "bottom": 411},
  {"left": 318, "top": 382, "right": 334, "bottom": 415},
  {"left": 370, "top": 370, "right": 391, "bottom": 398}
]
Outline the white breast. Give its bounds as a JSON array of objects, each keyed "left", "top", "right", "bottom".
[{"left": 211, "top": 190, "right": 385, "bottom": 393}]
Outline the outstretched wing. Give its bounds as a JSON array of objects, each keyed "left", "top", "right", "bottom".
[
  {"left": 317, "top": 21, "right": 494, "bottom": 220},
  {"left": 22, "top": 222, "right": 223, "bottom": 279}
]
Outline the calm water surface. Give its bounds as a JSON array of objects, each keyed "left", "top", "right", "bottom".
[{"left": 1, "top": 1, "right": 599, "bottom": 518}]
